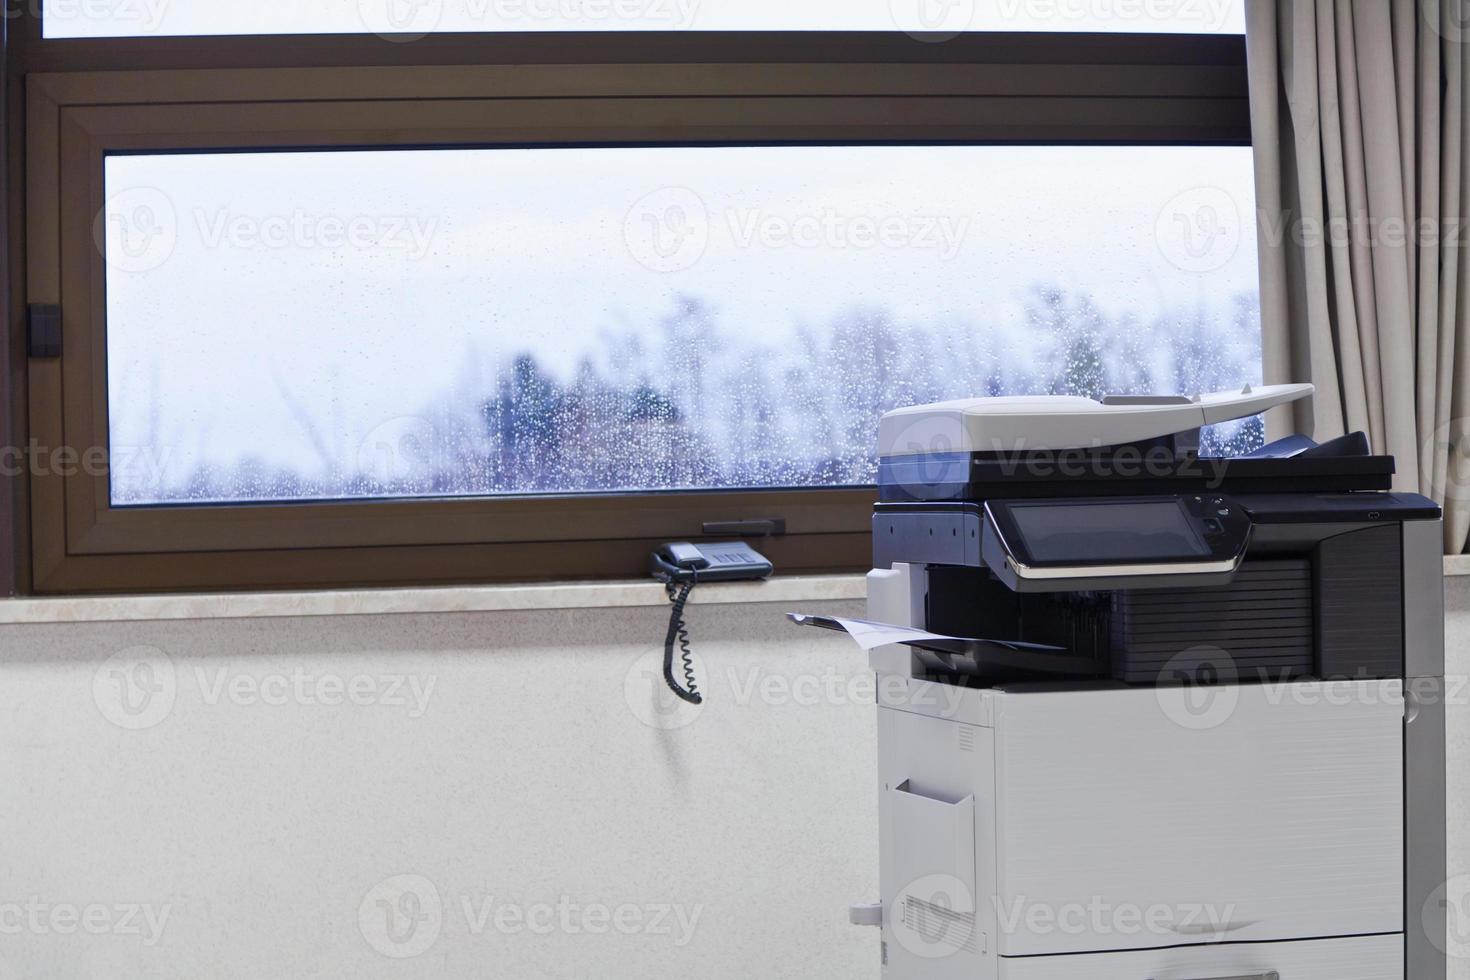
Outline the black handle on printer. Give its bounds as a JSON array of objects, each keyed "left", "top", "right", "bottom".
[{"left": 1149, "top": 973, "right": 1279, "bottom": 980}]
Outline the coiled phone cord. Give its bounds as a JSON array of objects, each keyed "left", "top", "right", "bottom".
[{"left": 662, "top": 577, "right": 703, "bottom": 705}]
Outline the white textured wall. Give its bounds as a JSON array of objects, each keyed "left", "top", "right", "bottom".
[
  {"left": 1, "top": 584, "right": 1467, "bottom": 979},
  {"left": 0, "top": 599, "right": 878, "bottom": 980}
]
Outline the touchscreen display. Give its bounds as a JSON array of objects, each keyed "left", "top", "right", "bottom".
[{"left": 1009, "top": 500, "right": 1208, "bottom": 563}]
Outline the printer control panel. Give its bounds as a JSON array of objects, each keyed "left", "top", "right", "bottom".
[{"left": 983, "top": 494, "right": 1252, "bottom": 590}]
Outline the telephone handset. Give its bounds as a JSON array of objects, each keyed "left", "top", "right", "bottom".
[
  {"left": 650, "top": 541, "right": 774, "bottom": 704},
  {"left": 651, "top": 541, "right": 773, "bottom": 582}
]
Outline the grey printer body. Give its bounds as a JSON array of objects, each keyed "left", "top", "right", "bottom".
[{"left": 800, "top": 385, "right": 1446, "bottom": 980}]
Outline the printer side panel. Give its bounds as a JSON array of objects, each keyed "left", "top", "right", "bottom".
[
  {"left": 1403, "top": 518, "right": 1448, "bottom": 980},
  {"left": 876, "top": 698, "right": 998, "bottom": 980}
]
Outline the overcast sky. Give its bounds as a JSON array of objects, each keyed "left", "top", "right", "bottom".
[{"left": 104, "top": 143, "right": 1258, "bottom": 496}]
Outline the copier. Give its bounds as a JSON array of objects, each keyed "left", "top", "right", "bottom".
[{"left": 794, "top": 384, "right": 1446, "bottom": 980}]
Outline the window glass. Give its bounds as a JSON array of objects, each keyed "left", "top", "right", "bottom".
[
  {"left": 46, "top": 0, "right": 1246, "bottom": 39},
  {"left": 103, "top": 144, "right": 1261, "bottom": 505}
]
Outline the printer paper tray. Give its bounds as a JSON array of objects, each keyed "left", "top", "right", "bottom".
[{"left": 788, "top": 614, "right": 1105, "bottom": 681}]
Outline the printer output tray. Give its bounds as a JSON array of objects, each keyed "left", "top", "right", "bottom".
[{"left": 789, "top": 614, "right": 1105, "bottom": 682}]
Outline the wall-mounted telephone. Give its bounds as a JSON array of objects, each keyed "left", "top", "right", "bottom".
[{"left": 650, "top": 542, "right": 774, "bottom": 704}]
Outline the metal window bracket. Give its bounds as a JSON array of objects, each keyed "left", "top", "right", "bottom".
[{"left": 27, "top": 305, "right": 61, "bottom": 359}]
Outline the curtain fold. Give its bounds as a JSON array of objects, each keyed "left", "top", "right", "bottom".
[{"left": 1248, "top": 0, "right": 1470, "bottom": 552}]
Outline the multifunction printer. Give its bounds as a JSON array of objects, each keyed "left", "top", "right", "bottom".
[{"left": 796, "top": 384, "right": 1446, "bottom": 980}]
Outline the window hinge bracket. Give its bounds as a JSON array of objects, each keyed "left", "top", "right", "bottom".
[{"left": 27, "top": 304, "right": 62, "bottom": 359}]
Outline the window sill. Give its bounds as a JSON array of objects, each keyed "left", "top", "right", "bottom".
[
  {"left": 0, "top": 574, "right": 867, "bottom": 626},
  {"left": 3, "top": 555, "right": 1461, "bottom": 625}
]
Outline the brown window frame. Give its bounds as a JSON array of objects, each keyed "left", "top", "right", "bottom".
[{"left": 7, "top": 10, "right": 1251, "bottom": 594}]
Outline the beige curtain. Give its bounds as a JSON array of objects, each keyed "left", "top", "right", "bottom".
[{"left": 1247, "top": 0, "right": 1470, "bottom": 552}]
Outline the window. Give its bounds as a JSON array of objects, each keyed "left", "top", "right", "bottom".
[
  {"left": 44, "top": 0, "right": 1246, "bottom": 39},
  {"left": 104, "top": 144, "right": 1259, "bottom": 508},
  {"left": 18, "top": 7, "right": 1254, "bottom": 592}
]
